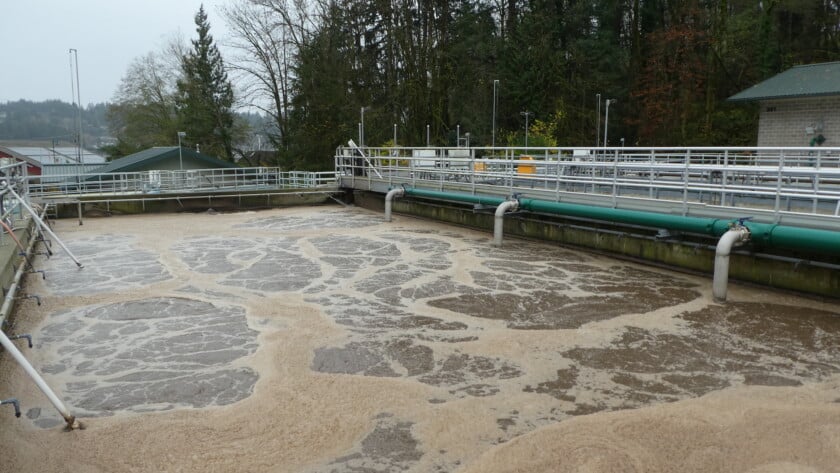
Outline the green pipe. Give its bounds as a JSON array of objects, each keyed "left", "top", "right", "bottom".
[
  {"left": 405, "top": 188, "right": 507, "bottom": 207},
  {"left": 403, "top": 188, "right": 840, "bottom": 256}
]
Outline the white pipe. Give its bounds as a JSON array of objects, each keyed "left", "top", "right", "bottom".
[
  {"left": 712, "top": 227, "right": 751, "bottom": 302},
  {"left": 6, "top": 187, "right": 83, "bottom": 268},
  {"left": 0, "top": 333, "right": 79, "bottom": 429},
  {"left": 384, "top": 187, "right": 405, "bottom": 222},
  {"left": 0, "top": 208, "right": 80, "bottom": 429},
  {"left": 493, "top": 200, "right": 520, "bottom": 246}
]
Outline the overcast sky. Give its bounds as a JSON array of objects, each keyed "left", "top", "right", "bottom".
[{"left": 0, "top": 0, "right": 231, "bottom": 105}]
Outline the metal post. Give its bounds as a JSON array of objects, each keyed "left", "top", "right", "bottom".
[
  {"left": 596, "top": 93, "right": 601, "bottom": 148},
  {"left": 603, "top": 99, "right": 615, "bottom": 148},
  {"left": 69, "top": 49, "right": 83, "bottom": 191},
  {"left": 393, "top": 123, "right": 397, "bottom": 147},
  {"left": 520, "top": 111, "right": 533, "bottom": 148},
  {"left": 177, "top": 131, "right": 186, "bottom": 170},
  {"left": 426, "top": 124, "right": 430, "bottom": 147},
  {"left": 492, "top": 80, "right": 499, "bottom": 149}
]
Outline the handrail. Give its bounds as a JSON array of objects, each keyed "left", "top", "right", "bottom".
[
  {"left": 335, "top": 145, "right": 840, "bottom": 223},
  {"left": 26, "top": 167, "right": 339, "bottom": 199}
]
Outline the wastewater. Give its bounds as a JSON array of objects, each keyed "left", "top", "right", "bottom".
[{"left": 2, "top": 206, "right": 838, "bottom": 472}]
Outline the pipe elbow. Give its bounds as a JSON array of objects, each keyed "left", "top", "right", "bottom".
[
  {"left": 494, "top": 200, "right": 519, "bottom": 218},
  {"left": 385, "top": 187, "right": 405, "bottom": 201},
  {"left": 715, "top": 227, "right": 750, "bottom": 257}
]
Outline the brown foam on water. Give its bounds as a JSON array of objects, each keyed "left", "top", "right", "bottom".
[
  {"left": 460, "top": 378, "right": 840, "bottom": 473},
  {"left": 0, "top": 207, "right": 838, "bottom": 473}
]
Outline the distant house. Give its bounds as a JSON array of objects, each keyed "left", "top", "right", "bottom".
[
  {"left": 728, "top": 62, "right": 840, "bottom": 147},
  {"left": 94, "top": 147, "right": 238, "bottom": 174},
  {"left": 0, "top": 145, "right": 106, "bottom": 176}
]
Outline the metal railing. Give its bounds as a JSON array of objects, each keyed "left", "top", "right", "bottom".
[
  {"left": 0, "top": 161, "right": 30, "bottom": 236},
  {"left": 336, "top": 146, "right": 840, "bottom": 225},
  {"left": 26, "top": 167, "right": 339, "bottom": 199}
]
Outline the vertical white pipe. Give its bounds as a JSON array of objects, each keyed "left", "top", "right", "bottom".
[
  {"left": 384, "top": 188, "right": 405, "bottom": 222},
  {"left": 493, "top": 200, "right": 519, "bottom": 247},
  {"left": 712, "top": 227, "right": 750, "bottom": 302}
]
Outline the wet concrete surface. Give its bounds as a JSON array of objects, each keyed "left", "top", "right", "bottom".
[{"left": 21, "top": 207, "right": 840, "bottom": 472}]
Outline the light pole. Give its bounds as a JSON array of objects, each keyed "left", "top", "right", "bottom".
[
  {"left": 520, "top": 111, "right": 533, "bottom": 148},
  {"left": 595, "top": 93, "right": 601, "bottom": 148},
  {"left": 360, "top": 106, "right": 370, "bottom": 147},
  {"left": 177, "top": 131, "right": 186, "bottom": 170},
  {"left": 603, "top": 99, "right": 615, "bottom": 148},
  {"left": 69, "top": 48, "right": 83, "bottom": 189},
  {"left": 492, "top": 79, "right": 499, "bottom": 149}
]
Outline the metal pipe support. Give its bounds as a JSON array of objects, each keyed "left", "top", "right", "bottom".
[
  {"left": 0, "top": 398, "right": 21, "bottom": 417},
  {"left": 0, "top": 203, "right": 80, "bottom": 429}
]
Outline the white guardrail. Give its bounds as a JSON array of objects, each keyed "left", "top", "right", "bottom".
[
  {"left": 26, "top": 167, "right": 339, "bottom": 199},
  {"left": 336, "top": 146, "right": 840, "bottom": 220}
]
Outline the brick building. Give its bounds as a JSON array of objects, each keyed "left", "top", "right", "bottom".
[{"left": 728, "top": 62, "right": 840, "bottom": 147}]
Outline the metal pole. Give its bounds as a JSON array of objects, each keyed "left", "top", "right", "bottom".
[
  {"left": 0, "top": 332, "right": 79, "bottom": 428},
  {"left": 426, "top": 124, "right": 430, "bottom": 147},
  {"left": 0, "top": 205, "right": 79, "bottom": 429},
  {"left": 596, "top": 93, "right": 601, "bottom": 148},
  {"left": 520, "top": 111, "right": 533, "bottom": 148},
  {"left": 604, "top": 99, "right": 613, "bottom": 148},
  {"left": 457, "top": 124, "right": 460, "bottom": 146},
  {"left": 70, "top": 49, "right": 83, "bottom": 189},
  {"left": 492, "top": 80, "right": 498, "bottom": 149},
  {"left": 393, "top": 123, "right": 397, "bottom": 147},
  {"left": 5, "top": 187, "right": 83, "bottom": 268},
  {"left": 177, "top": 131, "right": 185, "bottom": 170},
  {"left": 360, "top": 107, "right": 366, "bottom": 147}
]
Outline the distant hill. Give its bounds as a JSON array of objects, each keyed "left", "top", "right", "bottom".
[
  {"left": 0, "top": 100, "right": 273, "bottom": 156},
  {"left": 0, "top": 100, "right": 110, "bottom": 149}
]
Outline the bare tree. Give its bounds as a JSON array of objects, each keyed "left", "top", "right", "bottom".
[
  {"left": 106, "top": 44, "right": 183, "bottom": 155},
  {"left": 223, "top": 0, "right": 319, "bottom": 151}
]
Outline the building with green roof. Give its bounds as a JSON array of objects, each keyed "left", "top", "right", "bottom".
[
  {"left": 728, "top": 62, "right": 840, "bottom": 147},
  {"left": 96, "top": 146, "right": 238, "bottom": 174}
]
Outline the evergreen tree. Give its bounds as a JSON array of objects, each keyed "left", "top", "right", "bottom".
[{"left": 177, "top": 5, "right": 236, "bottom": 161}]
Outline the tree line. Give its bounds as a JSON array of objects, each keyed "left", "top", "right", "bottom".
[
  {"left": 0, "top": 100, "right": 109, "bottom": 146},
  {"left": 109, "top": 0, "right": 840, "bottom": 170}
]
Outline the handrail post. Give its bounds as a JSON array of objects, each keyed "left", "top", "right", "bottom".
[{"left": 774, "top": 151, "right": 784, "bottom": 221}]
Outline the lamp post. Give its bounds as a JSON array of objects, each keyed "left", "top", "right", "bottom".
[
  {"left": 520, "top": 111, "right": 533, "bottom": 148},
  {"left": 595, "top": 93, "right": 601, "bottom": 148},
  {"left": 177, "top": 131, "right": 186, "bottom": 170},
  {"left": 492, "top": 79, "right": 499, "bottom": 149},
  {"left": 603, "top": 99, "right": 615, "bottom": 148},
  {"left": 69, "top": 48, "right": 83, "bottom": 189},
  {"left": 360, "top": 106, "right": 370, "bottom": 147}
]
